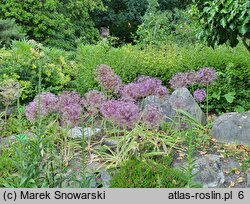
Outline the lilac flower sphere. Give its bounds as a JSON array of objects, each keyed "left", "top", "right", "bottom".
[
  {"left": 195, "top": 67, "right": 217, "bottom": 86},
  {"left": 142, "top": 105, "right": 163, "bottom": 129},
  {"left": 84, "top": 90, "right": 106, "bottom": 114},
  {"left": 193, "top": 89, "right": 206, "bottom": 102},
  {"left": 57, "top": 91, "right": 84, "bottom": 126},
  {"left": 120, "top": 76, "right": 168, "bottom": 100},
  {"left": 95, "top": 64, "right": 122, "bottom": 92},
  {"left": 100, "top": 99, "right": 140, "bottom": 128},
  {"left": 169, "top": 72, "right": 189, "bottom": 89},
  {"left": 25, "top": 92, "right": 58, "bottom": 122}
]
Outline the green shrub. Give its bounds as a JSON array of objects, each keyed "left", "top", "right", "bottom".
[
  {"left": 0, "top": 0, "right": 104, "bottom": 50},
  {"left": 0, "top": 40, "right": 77, "bottom": 103},
  {"left": 75, "top": 42, "right": 250, "bottom": 113},
  {"left": 110, "top": 156, "right": 187, "bottom": 188}
]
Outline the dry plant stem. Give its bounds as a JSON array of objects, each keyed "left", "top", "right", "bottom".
[{"left": 4, "top": 105, "right": 8, "bottom": 122}]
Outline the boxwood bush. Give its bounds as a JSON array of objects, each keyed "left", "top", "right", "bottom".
[{"left": 75, "top": 42, "right": 250, "bottom": 113}]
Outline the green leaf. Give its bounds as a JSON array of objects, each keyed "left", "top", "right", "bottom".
[
  {"left": 220, "top": 18, "right": 227, "bottom": 28},
  {"left": 240, "top": 24, "right": 249, "bottom": 35},
  {"left": 224, "top": 91, "right": 236, "bottom": 103},
  {"left": 234, "top": 106, "right": 245, "bottom": 113},
  {"left": 211, "top": 91, "right": 221, "bottom": 100},
  {"left": 16, "top": 134, "right": 28, "bottom": 141}
]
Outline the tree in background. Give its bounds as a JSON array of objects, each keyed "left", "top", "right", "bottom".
[
  {"left": 0, "top": 19, "right": 26, "bottom": 48},
  {"left": 92, "top": 0, "right": 148, "bottom": 43},
  {"left": 0, "top": 0, "right": 104, "bottom": 50},
  {"left": 158, "top": 0, "right": 192, "bottom": 11},
  {"left": 191, "top": 0, "right": 250, "bottom": 52},
  {"left": 135, "top": 0, "right": 195, "bottom": 46},
  {"left": 92, "top": 0, "right": 193, "bottom": 44}
]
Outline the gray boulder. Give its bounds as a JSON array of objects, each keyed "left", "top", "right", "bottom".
[
  {"left": 168, "top": 88, "right": 206, "bottom": 125},
  {"left": 247, "top": 168, "right": 250, "bottom": 188},
  {"left": 67, "top": 127, "right": 101, "bottom": 139},
  {"left": 101, "top": 171, "right": 111, "bottom": 187},
  {"left": 142, "top": 95, "right": 175, "bottom": 122},
  {"left": 211, "top": 112, "right": 250, "bottom": 145},
  {"left": 143, "top": 88, "right": 206, "bottom": 126},
  {"left": 173, "top": 154, "right": 225, "bottom": 188}
]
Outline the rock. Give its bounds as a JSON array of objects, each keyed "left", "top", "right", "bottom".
[
  {"left": 102, "top": 139, "right": 117, "bottom": 146},
  {"left": 216, "top": 158, "right": 247, "bottom": 188},
  {"left": 168, "top": 88, "right": 206, "bottom": 125},
  {"left": 142, "top": 88, "right": 206, "bottom": 126},
  {"left": 101, "top": 171, "right": 111, "bottom": 187},
  {"left": 220, "top": 158, "right": 240, "bottom": 172},
  {"left": 173, "top": 154, "right": 225, "bottom": 188},
  {"left": 86, "top": 161, "right": 102, "bottom": 171},
  {"left": 211, "top": 112, "right": 250, "bottom": 145},
  {"left": 0, "top": 106, "right": 17, "bottom": 117},
  {"left": 142, "top": 95, "right": 175, "bottom": 122},
  {"left": 67, "top": 127, "right": 101, "bottom": 139},
  {"left": 247, "top": 168, "right": 250, "bottom": 188},
  {"left": 0, "top": 135, "right": 18, "bottom": 147}
]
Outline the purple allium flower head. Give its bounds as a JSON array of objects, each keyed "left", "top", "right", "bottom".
[
  {"left": 100, "top": 99, "right": 140, "bottom": 128},
  {"left": 95, "top": 64, "right": 122, "bottom": 92},
  {"left": 184, "top": 70, "right": 197, "bottom": 85},
  {"left": 142, "top": 105, "right": 163, "bottom": 129},
  {"left": 25, "top": 101, "right": 38, "bottom": 122},
  {"left": 60, "top": 103, "right": 83, "bottom": 126},
  {"left": 120, "top": 76, "right": 168, "bottom": 100},
  {"left": 195, "top": 67, "right": 217, "bottom": 86},
  {"left": 25, "top": 92, "right": 58, "bottom": 122},
  {"left": 155, "top": 86, "right": 169, "bottom": 97},
  {"left": 193, "top": 89, "right": 206, "bottom": 102},
  {"left": 135, "top": 76, "right": 162, "bottom": 97},
  {"left": 57, "top": 91, "right": 84, "bottom": 126},
  {"left": 84, "top": 90, "right": 106, "bottom": 114},
  {"left": 119, "top": 82, "right": 141, "bottom": 100},
  {"left": 169, "top": 72, "right": 189, "bottom": 89}
]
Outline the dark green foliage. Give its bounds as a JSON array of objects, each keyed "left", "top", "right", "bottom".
[
  {"left": 191, "top": 0, "right": 250, "bottom": 52},
  {"left": 0, "top": 0, "right": 104, "bottom": 50},
  {"left": 92, "top": 0, "right": 193, "bottom": 43},
  {"left": 135, "top": 0, "right": 196, "bottom": 46},
  {"left": 92, "top": 0, "right": 148, "bottom": 43},
  {"left": 0, "top": 19, "right": 25, "bottom": 48},
  {"left": 110, "top": 156, "right": 187, "bottom": 188},
  {"left": 158, "top": 0, "right": 192, "bottom": 11}
]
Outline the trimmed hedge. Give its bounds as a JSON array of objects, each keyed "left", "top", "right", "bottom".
[{"left": 75, "top": 42, "right": 250, "bottom": 113}]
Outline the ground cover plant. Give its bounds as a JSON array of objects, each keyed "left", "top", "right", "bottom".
[{"left": 0, "top": 0, "right": 250, "bottom": 189}]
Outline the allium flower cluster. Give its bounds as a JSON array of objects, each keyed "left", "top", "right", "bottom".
[
  {"left": 193, "top": 89, "right": 206, "bottom": 102},
  {"left": 84, "top": 90, "right": 106, "bottom": 114},
  {"left": 169, "top": 67, "right": 217, "bottom": 89},
  {"left": 0, "top": 79, "right": 21, "bottom": 107},
  {"left": 100, "top": 99, "right": 140, "bottom": 128},
  {"left": 142, "top": 105, "right": 163, "bottom": 129},
  {"left": 25, "top": 92, "right": 58, "bottom": 122},
  {"left": 120, "top": 76, "right": 168, "bottom": 100},
  {"left": 195, "top": 67, "right": 217, "bottom": 86},
  {"left": 95, "top": 64, "right": 122, "bottom": 92},
  {"left": 57, "top": 91, "right": 84, "bottom": 126},
  {"left": 169, "top": 72, "right": 189, "bottom": 89}
]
